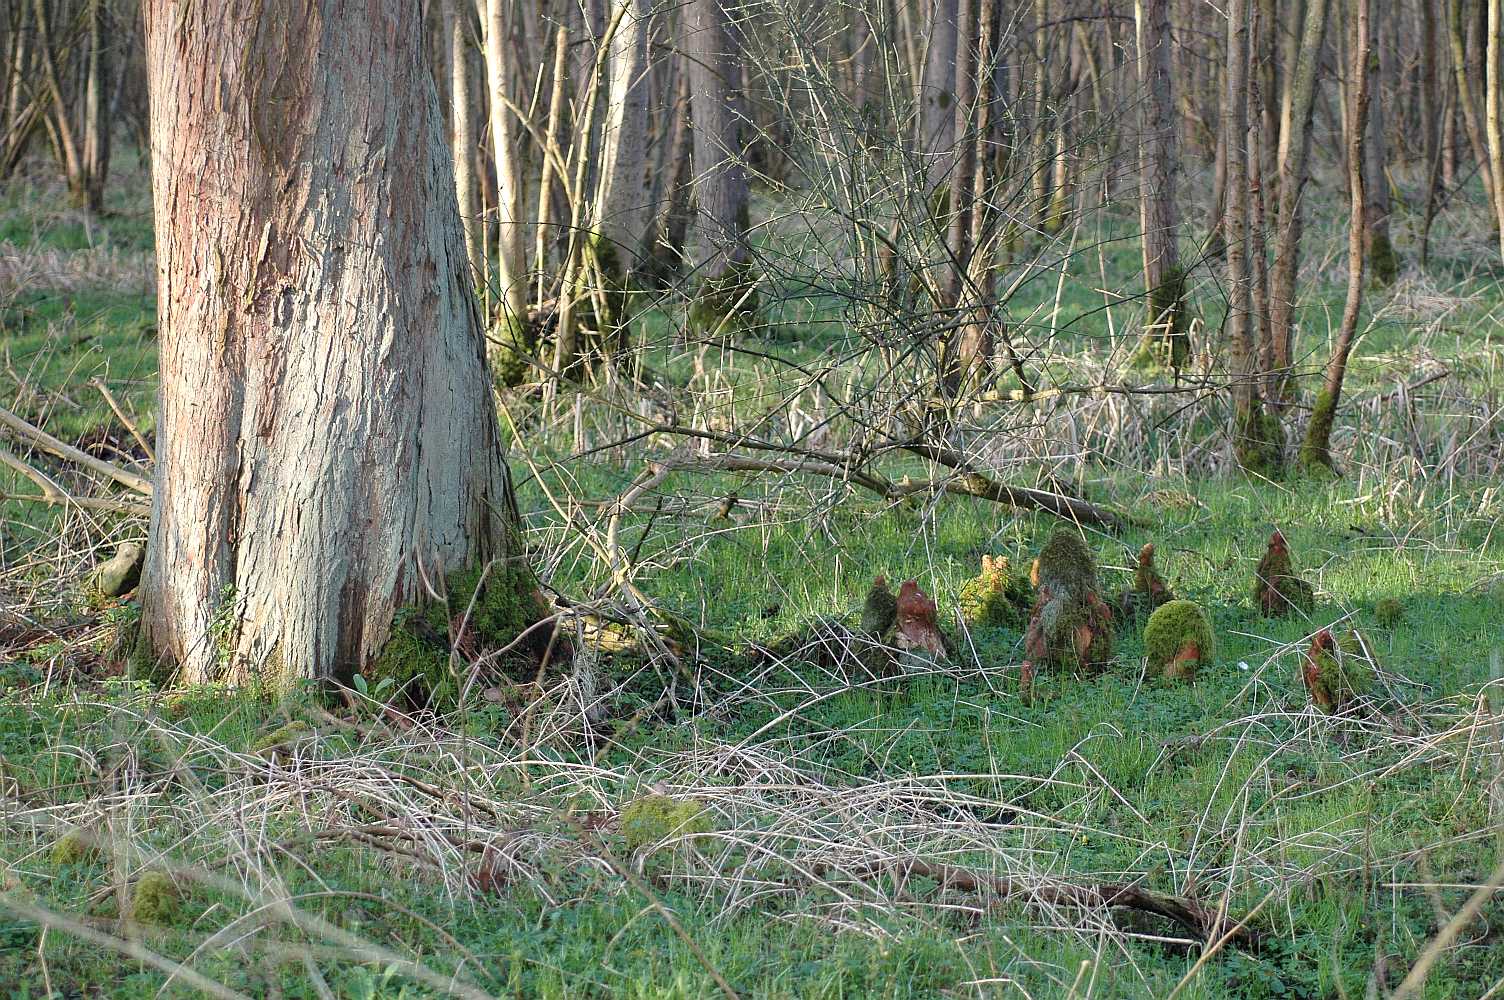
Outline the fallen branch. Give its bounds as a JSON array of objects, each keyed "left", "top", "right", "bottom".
[
  {"left": 833, "top": 858, "right": 1262, "bottom": 950},
  {"left": 895, "top": 441, "right": 1125, "bottom": 531},
  {"left": 593, "top": 423, "right": 1126, "bottom": 529},
  {"left": 649, "top": 448, "right": 1125, "bottom": 531},
  {"left": 0, "top": 405, "right": 154, "bottom": 496},
  {"left": 0, "top": 444, "right": 151, "bottom": 516}
]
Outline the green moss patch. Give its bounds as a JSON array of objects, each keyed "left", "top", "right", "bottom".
[
  {"left": 128, "top": 870, "right": 179, "bottom": 925},
  {"left": 368, "top": 561, "right": 553, "bottom": 710},
  {"left": 619, "top": 793, "right": 712, "bottom": 852}
]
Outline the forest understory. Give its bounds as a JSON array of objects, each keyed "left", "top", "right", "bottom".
[{"left": 2, "top": 139, "right": 1504, "bottom": 998}]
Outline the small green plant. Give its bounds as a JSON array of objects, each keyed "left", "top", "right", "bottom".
[
  {"left": 208, "top": 584, "right": 240, "bottom": 675},
  {"left": 1374, "top": 598, "right": 1404, "bottom": 628}
]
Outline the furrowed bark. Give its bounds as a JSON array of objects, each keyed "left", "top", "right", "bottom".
[{"left": 140, "top": 0, "right": 518, "bottom": 685}]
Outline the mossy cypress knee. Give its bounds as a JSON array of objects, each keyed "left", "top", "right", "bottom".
[{"left": 1143, "top": 600, "right": 1215, "bottom": 681}]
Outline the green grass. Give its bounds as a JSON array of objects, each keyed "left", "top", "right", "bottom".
[{"left": 5, "top": 168, "right": 1504, "bottom": 998}]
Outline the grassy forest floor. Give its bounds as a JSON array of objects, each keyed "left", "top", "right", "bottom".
[{"left": 3, "top": 159, "right": 1504, "bottom": 998}]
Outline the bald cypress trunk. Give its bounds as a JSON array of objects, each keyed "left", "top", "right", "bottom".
[{"left": 139, "top": 0, "right": 519, "bottom": 685}]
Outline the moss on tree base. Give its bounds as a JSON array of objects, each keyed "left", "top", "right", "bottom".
[
  {"left": 488, "top": 312, "right": 539, "bottom": 388},
  {"left": 369, "top": 560, "right": 556, "bottom": 710},
  {"left": 1234, "top": 403, "right": 1285, "bottom": 476}
]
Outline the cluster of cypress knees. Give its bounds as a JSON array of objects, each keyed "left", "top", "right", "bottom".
[{"left": 855, "top": 527, "right": 1381, "bottom": 712}]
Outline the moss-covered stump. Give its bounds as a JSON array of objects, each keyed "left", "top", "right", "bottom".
[
  {"left": 128, "top": 870, "right": 179, "bottom": 926},
  {"left": 619, "top": 793, "right": 711, "bottom": 852},
  {"left": 957, "top": 555, "right": 1031, "bottom": 629},
  {"left": 1301, "top": 628, "right": 1377, "bottom": 713},
  {"left": 1119, "top": 543, "right": 1173, "bottom": 620},
  {"left": 1128, "top": 269, "right": 1190, "bottom": 373},
  {"left": 893, "top": 580, "right": 946, "bottom": 663},
  {"left": 1022, "top": 529, "right": 1115, "bottom": 682},
  {"left": 687, "top": 263, "right": 760, "bottom": 336},
  {"left": 1143, "top": 600, "right": 1214, "bottom": 681},
  {"left": 368, "top": 562, "right": 557, "bottom": 710},
  {"left": 1369, "top": 232, "right": 1400, "bottom": 288},
  {"left": 1253, "top": 529, "right": 1315, "bottom": 617},
  {"left": 252, "top": 720, "right": 315, "bottom": 759}
]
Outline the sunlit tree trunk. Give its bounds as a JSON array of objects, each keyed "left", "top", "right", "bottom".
[
  {"left": 139, "top": 0, "right": 519, "bottom": 685},
  {"left": 446, "top": 0, "right": 484, "bottom": 297},
  {"left": 1268, "top": 0, "right": 1328, "bottom": 397},
  {"left": 1300, "top": 0, "right": 1370, "bottom": 470},
  {"left": 483, "top": 0, "right": 528, "bottom": 325},
  {"left": 1487, "top": 0, "right": 1504, "bottom": 257}
]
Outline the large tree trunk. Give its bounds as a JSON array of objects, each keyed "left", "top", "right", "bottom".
[
  {"left": 1134, "top": 0, "right": 1186, "bottom": 369},
  {"left": 917, "top": 0, "right": 959, "bottom": 195},
  {"left": 139, "top": 0, "right": 519, "bottom": 686},
  {"left": 593, "top": 0, "right": 653, "bottom": 270}
]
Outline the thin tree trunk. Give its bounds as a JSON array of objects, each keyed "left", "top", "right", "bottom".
[
  {"left": 1134, "top": 0, "right": 1186, "bottom": 368},
  {"left": 1225, "top": 0, "right": 1280, "bottom": 473},
  {"left": 1300, "top": 0, "right": 1370, "bottom": 471},
  {"left": 139, "top": 0, "right": 520, "bottom": 685},
  {"left": 1364, "top": 3, "right": 1397, "bottom": 285},
  {"left": 1487, "top": 0, "right": 1504, "bottom": 257},
  {"left": 79, "top": 0, "right": 110, "bottom": 212},
  {"left": 483, "top": 0, "right": 528, "bottom": 324},
  {"left": 1268, "top": 0, "right": 1329, "bottom": 398},
  {"left": 1449, "top": 0, "right": 1500, "bottom": 234},
  {"left": 31, "top": 0, "right": 85, "bottom": 203},
  {"left": 447, "top": 0, "right": 484, "bottom": 299}
]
